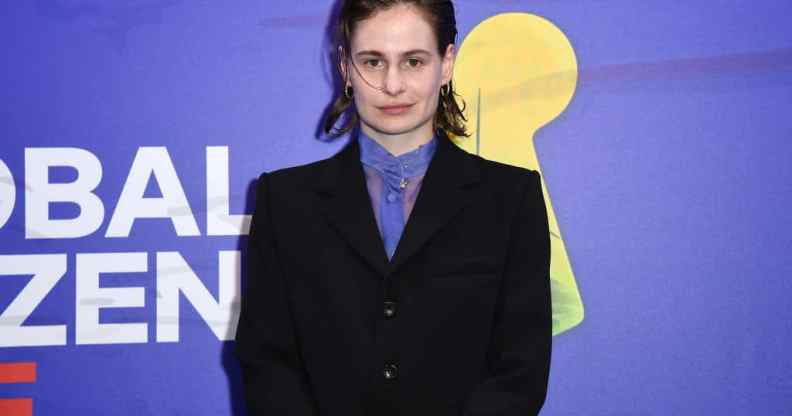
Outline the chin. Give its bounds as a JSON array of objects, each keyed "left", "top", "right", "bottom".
[{"left": 361, "top": 115, "right": 434, "bottom": 137}]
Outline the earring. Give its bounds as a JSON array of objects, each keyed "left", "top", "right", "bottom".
[
  {"left": 440, "top": 84, "right": 450, "bottom": 97},
  {"left": 344, "top": 85, "right": 353, "bottom": 99}
]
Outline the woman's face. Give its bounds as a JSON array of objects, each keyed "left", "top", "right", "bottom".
[{"left": 344, "top": 3, "right": 454, "bottom": 142}]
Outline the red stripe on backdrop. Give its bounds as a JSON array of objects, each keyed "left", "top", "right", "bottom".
[
  {"left": 0, "top": 362, "right": 37, "bottom": 384},
  {"left": 0, "top": 398, "right": 33, "bottom": 416}
]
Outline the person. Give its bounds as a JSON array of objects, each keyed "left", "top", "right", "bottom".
[{"left": 234, "top": 1, "right": 552, "bottom": 415}]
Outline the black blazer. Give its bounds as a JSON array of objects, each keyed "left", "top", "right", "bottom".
[{"left": 234, "top": 131, "right": 551, "bottom": 416}]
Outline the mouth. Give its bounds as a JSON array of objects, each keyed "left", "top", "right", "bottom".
[{"left": 378, "top": 104, "right": 414, "bottom": 115}]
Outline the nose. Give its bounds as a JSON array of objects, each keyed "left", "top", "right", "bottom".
[{"left": 381, "top": 64, "right": 405, "bottom": 96}]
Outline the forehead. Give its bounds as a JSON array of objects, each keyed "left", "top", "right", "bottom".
[{"left": 350, "top": 4, "right": 437, "bottom": 54}]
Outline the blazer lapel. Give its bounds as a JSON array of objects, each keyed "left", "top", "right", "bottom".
[
  {"left": 313, "top": 131, "right": 481, "bottom": 278},
  {"left": 388, "top": 132, "right": 481, "bottom": 274}
]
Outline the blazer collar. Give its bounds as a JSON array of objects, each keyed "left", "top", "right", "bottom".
[{"left": 313, "top": 130, "right": 481, "bottom": 278}]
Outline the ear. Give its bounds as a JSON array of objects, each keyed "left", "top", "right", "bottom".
[
  {"left": 338, "top": 45, "right": 350, "bottom": 85},
  {"left": 440, "top": 43, "right": 456, "bottom": 86}
]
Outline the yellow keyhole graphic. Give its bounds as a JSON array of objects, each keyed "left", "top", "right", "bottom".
[{"left": 452, "top": 13, "right": 584, "bottom": 335}]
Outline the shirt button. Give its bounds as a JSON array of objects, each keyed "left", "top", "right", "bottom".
[
  {"left": 383, "top": 362, "right": 398, "bottom": 380},
  {"left": 386, "top": 193, "right": 397, "bottom": 202},
  {"left": 384, "top": 301, "right": 396, "bottom": 318}
]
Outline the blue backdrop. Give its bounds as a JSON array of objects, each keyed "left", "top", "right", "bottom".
[{"left": 1, "top": 1, "right": 791, "bottom": 415}]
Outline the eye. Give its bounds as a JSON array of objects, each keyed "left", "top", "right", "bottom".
[
  {"left": 405, "top": 58, "right": 423, "bottom": 68},
  {"left": 364, "top": 58, "right": 384, "bottom": 69}
]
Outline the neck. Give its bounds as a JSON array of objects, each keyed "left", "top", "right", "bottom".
[{"left": 360, "top": 122, "right": 435, "bottom": 156}]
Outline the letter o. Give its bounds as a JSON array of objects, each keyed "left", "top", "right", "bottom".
[{"left": 0, "top": 159, "right": 15, "bottom": 230}]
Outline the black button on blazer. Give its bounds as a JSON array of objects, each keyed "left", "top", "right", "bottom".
[{"left": 235, "top": 131, "right": 552, "bottom": 416}]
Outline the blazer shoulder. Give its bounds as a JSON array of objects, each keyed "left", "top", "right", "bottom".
[
  {"left": 474, "top": 154, "right": 542, "bottom": 194},
  {"left": 253, "top": 152, "right": 333, "bottom": 190}
]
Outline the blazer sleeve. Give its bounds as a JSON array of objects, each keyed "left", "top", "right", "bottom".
[
  {"left": 234, "top": 172, "right": 320, "bottom": 415},
  {"left": 462, "top": 170, "right": 552, "bottom": 415}
]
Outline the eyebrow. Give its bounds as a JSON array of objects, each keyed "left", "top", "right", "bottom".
[{"left": 354, "top": 49, "right": 433, "bottom": 58}]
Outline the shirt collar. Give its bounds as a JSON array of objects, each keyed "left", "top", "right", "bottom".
[{"left": 357, "top": 130, "right": 438, "bottom": 181}]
